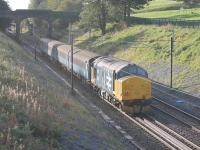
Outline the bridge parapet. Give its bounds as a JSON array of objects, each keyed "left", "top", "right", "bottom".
[
  {"left": 0, "top": 10, "right": 79, "bottom": 21},
  {"left": 0, "top": 9, "right": 79, "bottom": 38}
]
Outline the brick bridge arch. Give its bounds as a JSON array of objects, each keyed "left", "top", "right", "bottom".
[{"left": 0, "top": 9, "right": 79, "bottom": 38}]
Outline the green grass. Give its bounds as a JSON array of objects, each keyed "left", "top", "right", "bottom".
[
  {"left": 76, "top": 25, "right": 200, "bottom": 69},
  {"left": 0, "top": 32, "right": 65, "bottom": 149},
  {"left": 135, "top": 0, "right": 186, "bottom": 13},
  {"left": 57, "top": 1, "right": 200, "bottom": 95},
  {"left": 75, "top": 24, "right": 200, "bottom": 93},
  {"left": 134, "top": 0, "right": 200, "bottom": 20}
]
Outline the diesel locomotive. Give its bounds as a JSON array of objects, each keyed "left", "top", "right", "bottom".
[{"left": 39, "top": 38, "right": 152, "bottom": 114}]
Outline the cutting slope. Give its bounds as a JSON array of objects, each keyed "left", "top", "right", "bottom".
[
  {"left": 75, "top": 24, "right": 200, "bottom": 97},
  {"left": 0, "top": 32, "right": 132, "bottom": 150}
]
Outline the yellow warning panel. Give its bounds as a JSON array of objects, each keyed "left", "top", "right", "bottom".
[{"left": 114, "top": 76, "right": 151, "bottom": 101}]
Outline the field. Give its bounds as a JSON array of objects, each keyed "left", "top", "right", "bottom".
[
  {"left": 134, "top": 0, "right": 200, "bottom": 20},
  {"left": 0, "top": 32, "right": 132, "bottom": 150}
]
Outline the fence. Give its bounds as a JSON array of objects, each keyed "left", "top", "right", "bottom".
[{"left": 130, "top": 17, "right": 200, "bottom": 28}]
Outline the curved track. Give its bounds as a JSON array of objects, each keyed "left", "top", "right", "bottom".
[
  {"left": 100, "top": 94, "right": 200, "bottom": 150},
  {"left": 11, "top": 34, "right": 200, "bottom": 150},
  {"left": 19, "top": 36, "right": 167, "bottom": 150}
]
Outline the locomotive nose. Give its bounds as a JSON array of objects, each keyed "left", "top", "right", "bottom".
[{"left": 115, "top": 76, "right": 152, "bottom": 101}]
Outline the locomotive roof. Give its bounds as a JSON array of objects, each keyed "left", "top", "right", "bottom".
[{"left": 94, "top": 56, "right": 143, "bottom": 73}]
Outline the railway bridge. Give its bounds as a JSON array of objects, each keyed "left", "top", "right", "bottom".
[{"left": 0, "top": 9, "right": 79, "bottom": 38}]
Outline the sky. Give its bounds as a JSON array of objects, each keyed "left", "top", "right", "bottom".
[{"left": 6, "top": 0, "right": 30, "bottom": 10}]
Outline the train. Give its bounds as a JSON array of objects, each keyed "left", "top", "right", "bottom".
[{"left": 39, "top": 38, "right": 152, "bottom": 114}]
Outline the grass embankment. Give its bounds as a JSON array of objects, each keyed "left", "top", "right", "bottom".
[
  {"left": 0, "top": 32, "right": 64, "bottom": 149},
  {"left": 0, "top": 32, "right": 131, "bottom": 150},
  {"left": 75, "top": 25, "right": 200, "bottom": 95},
  {"left": 134, "top": 0, "right": 200, "bottom": 20}
]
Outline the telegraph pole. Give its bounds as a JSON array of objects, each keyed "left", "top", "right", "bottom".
[
  {"left": 68, "top": 23, "right": 72, "bottom": 44},
  {"left": 170, "top": 31, "right": 174, "bottom": 88},
  {"left": 33, "top": 23, "right": 37, "bottom": 60},
  {"left": 35, "top": 42, "right": 37, "bottom": 60},
  {"left": 71, "top": 33, "right": 74, "bottom": 94}
]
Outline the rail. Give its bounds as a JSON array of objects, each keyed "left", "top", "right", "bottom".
[
  {"left": 151, "top": 79, "right": 200, "bottom": 99},
  {"left": 9, "top": 33, "right": 200, "bottom": 150}
]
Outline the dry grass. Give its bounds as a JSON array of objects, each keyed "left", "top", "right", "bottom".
[
  {"left": 0, "top": 64, "right": 65, "bottom": 149},
  {"left": 0, "top": 34, "right": 65, "bottom": 149}
]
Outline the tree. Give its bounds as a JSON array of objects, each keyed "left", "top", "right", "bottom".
[
  {"left": 80, "top": 0, "right": 150, "bottom": 35},
  {"left": 0, "top": 0, "right": 11, "bottom": 31},
  {"left": 30, "top": 0, "right": 82, "bottom": 11},
  {"left": 29, "top": 0, "right": 150, "bottom": 36},
  {"left": 29, "top": 0, "right": 47, "bottom": 9},
  {"left": 56, "top": 0, "right": 82, "bottom": 12},
  {"left": 80, "top": 0, "right": 115, "bottom": 35},
  {"left": 110, "top": 0, "right": 150, "bottom": 23},
  {"left": 98, "top": 0, "right": 107, "bottom": 35}
]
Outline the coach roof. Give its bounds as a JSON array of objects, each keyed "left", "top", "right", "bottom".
[{"left": 57, "top": 44, "right": 100, "bottom": 62}]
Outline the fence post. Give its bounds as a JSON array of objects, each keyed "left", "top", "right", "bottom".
[{"left": 33, "top": 23, "right": 37, "bottom": 60}]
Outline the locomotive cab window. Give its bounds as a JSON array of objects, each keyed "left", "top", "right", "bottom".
[{"left": 117, "top": 70, "right": 129, "bottom": 79}]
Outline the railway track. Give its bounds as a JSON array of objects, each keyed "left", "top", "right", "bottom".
[
  {"left": 152, "top": 96, "right": 200, "bottom": 132},
  {"left": 14, "top": 35, "right": 200, "bottom": 150},
  {"left": 97, "top": 87, "right": 200, "bottom": 150},
  {"left": 151, "top": 77, "right": 200, "bottom": 147},
  {"left": 153, "top": 85, "right": 200, "bottom": 107},
  {"left": 153, "top": 88, "right": 200, "bottom": 125},
  {"left": 153, "top": 85, "right": 200, "bottom": 109},
  {"left": 150, "top": 104, "right": 200, "bottom": 147},
  {"left": 152, "top": 81, "right": 200, "bottom": 121},
  {"left": 151, "top": 103, "right": 200, "bottom": 133},
  {"left": 152, "top": 80, "right": 200, "bottom": 100},
  {"left": 20, "top": 38, "right": 167, "bottom": 150},
  {"left": 136, "top": 115, "right": 200, "bottom": 150},
  {"left": 100, "top": 95, "right": 200, "bottom": 150}
]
